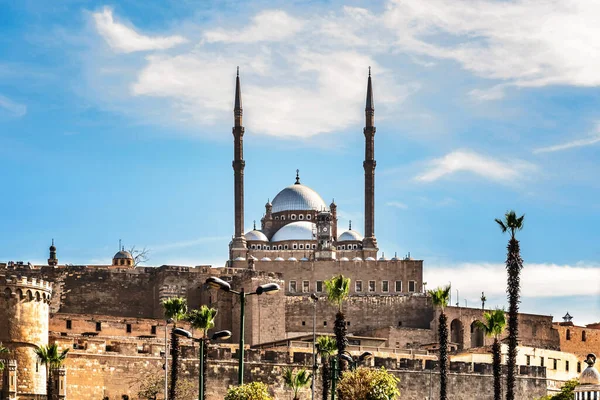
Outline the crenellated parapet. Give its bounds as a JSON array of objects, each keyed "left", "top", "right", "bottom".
[{"left": 0, "top": 275, "right": 53, "bottom": 303}]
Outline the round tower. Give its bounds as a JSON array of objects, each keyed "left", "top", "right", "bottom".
[{"left": 0, "top": 275, "right": 52, "bottom": 396}]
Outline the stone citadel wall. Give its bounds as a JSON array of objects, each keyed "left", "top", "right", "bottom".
[{"left": 554, "top": 323, "right": 600, "bottom": 358}]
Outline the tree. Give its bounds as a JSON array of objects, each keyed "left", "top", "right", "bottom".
[
  {"left": 128, "top": 245, "right": 150, "bottom": 266},
  {"left": 537, "top": 379, "right": 578, "bottom": 400},
  {"left": 337, "top": 367, "right": 400, "bottom": 400},
  {"left": 224, "top": 382, "right": 273, "bottom": 400},
  {"left": 429, "top": 285, "right": 451, "bottom": 400},
  {"left": 34, "top": 343, "right": 69, "bottom": 399},
  {"left": 0, "top": 343, "right": 8, "bottom": 371},
  {"left": 315, "top": 336, "right": 337, "bottom": 400},
  {"left": 325, "top": 275, "right": 350, "bottom": 370},
  {"left": 496, "top": 210, "right": 525, "bottom": 400},
  {"left": 186, "top": 305, "right": 218, "bottom": 400},
  {"left": 283, "top": 367, "right": 312, "bottom": 400},
  {"left": 162, "top": 297, "right": 188, "bottom": 400},
  {"left": 476, "top": 309, "right": 507, "bottom": 400}
]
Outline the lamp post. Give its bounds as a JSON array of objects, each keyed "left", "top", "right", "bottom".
[
  {"left": 329, "top": 351, "right": 373, "bottom": 400},
  {"left": 164, "top": 318, "right": 173, "bottom": 400},
  {"left": 173, "top": 327, "right": 232, "bottom": 400},
  {"left": 310, "top": 293, "right": 318, "bottom": 400},
  {"left": 338, "top": 351, "right": 373, "bottom": 371},
  {"left": 205, "top": 277, "right": 280, "bottom": 385}
]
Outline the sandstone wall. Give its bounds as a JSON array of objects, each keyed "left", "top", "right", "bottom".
[{"left": 553, "top": 323, "right": 600, "bottom": 359}]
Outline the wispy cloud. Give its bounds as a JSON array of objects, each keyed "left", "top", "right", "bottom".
[
  {"left": 204, "top": 10, "right": 304, "bottom": 43},
  {"left": 93, "top": 7, "right": 187, "bottom": 53},
  {"left": 415, "top": 150, "right": 535, "bottom": 183},
  {"left": 534, "top": 125, "right": 600, "bottom": 154},
  {"left": 386, "top": 201, "right": 408, "bottom": 209},
  {"left": 0, "top": 94, "right": 27, "bottom": 117}
]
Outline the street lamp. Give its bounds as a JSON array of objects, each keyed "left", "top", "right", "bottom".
[
  {"left": 329, "top": 351, "right": 373, "bottom": 400},
  {"left": 164, "top": 318, "right": 173, "bottom": 400},
  {"left": 310, "top": 293, "right": 319, "bottom": 400},
  {"left": 338, "top": 351, "right": 373, "bottom": 370},
  {"left": 205, "top": 276, "right": 280, "bottom": 385},
  {"left": 173, "top": 327, "right": 232, "bottom": 400}
]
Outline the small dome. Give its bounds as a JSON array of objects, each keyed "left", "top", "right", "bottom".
[
  {"left": 352, "top": 257, "right": 363, "bottom": 261},
  {"left": 365, "top": 257, "right": 376, "bottom": 261},
  {"left": 338, "top": 230, "right": 363, "bottom": 242},
  {"left": 271, "top": 184, "right": 328, "bottom": 213},
  {"left": 260, "top": 257, "right": 272, "bottom": 261},
  {"left": 271, "top": 221, "right": 315, "bottom": 242},
  {"left": 580, "top": 354, "right": 600, "bottom": 385},
  {"left": 339, "top": 257, "right": 349, "bottom": 261},
  {"left": 114, "top": 250, "right": 133, "bottom": 260},
  {"left": 300, "top": 257, "right": 309, "bottom": 261},
  {"left": 288, "top": 257, "right": 298, "bottom": 262},
  {"left": 379, "top": 253, "right": 387, "bottom": 261},
  {"left": 274, "top": 257, "right": 285, "bottom": 262},
  {"left": 391, "top": 252, "right": 400, "bottom": 261},
  {"left": 234, "top": 256, "right": 246, "bottom": 261},
  {"left": 245, "top": 230, "right": 268, "bottom": 242}
]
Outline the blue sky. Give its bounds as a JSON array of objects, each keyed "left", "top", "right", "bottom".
[{"left": 0, "top": 0, "right": 598, "bottom": 324}]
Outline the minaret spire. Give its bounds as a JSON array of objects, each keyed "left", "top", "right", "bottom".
[
  {"left": 48, "top": 238, "right": 58, "bottom": 267},
  {"left": 363, "top": 68, "right": 378, "bottom": 253},
  {"left": 231, "top": 67, "right": 247, "bottom": 257}
]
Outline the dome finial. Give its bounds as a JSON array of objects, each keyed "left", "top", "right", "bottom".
[
  {"left": 253, "top": 220, "right": 256, "bottom": 230},
  {"left": 52, "top": 238, "right": 54, "bottom": 246},
  {"left": 368, "top": 66, "right": 371, "bottom": 77},
  {"left": 295, "top": 169, "right": 300, "bottom": 184},
  {"left": 237, "top": 66, "right": 239, "bottom": 77},
  {"left": 349, "top": 220, "right": 352, "bottom": 230},
  {"left": 119, "top": 239, "right": 122, "bottom": 251}
]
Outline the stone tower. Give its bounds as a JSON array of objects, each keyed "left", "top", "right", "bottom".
[
  {"left": 362, "top": 68, "right": 378, "bottom": 255},
  {"left": 48, "top": 239, "right": 58, "bottom": 267},
  {"left": 315, "top": 211, "right": 336, "bottom": 260},
  {"left": 0, "top": 275, "right": 52, "bottom": 397},
  {"left": 230, "top": 67, "right": 247, "bottom": 259}
]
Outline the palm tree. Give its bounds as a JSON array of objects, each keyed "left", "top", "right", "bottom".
[
  {"left": 476, "top": 309, "right": 507, "bottom": 400},
  {"left": 186, "top": 305, "right": 217, "bottom": 400},
  {"left": 162, "top": 297, "right": 188, "bottom": 400},
  {"left": 0, "top": 343, "right": 9, "bottom": 372},
  {"left": 315, "top": 336, "right": 337, "bottom": 400},
  {"left": 283, "top": 367, "right": 312, "bottom": 400},
  {"left": 429, "top": 285, "right": 451, "bottom": 400},
  {"left": 496, "top": 210, "right": 524, "bottom": 400},
  {"left": 34, "top": 343, "right": 69, "bottom": 399},
  {"left": 324, "top": 275, "right": 350, "bottom": 370}
]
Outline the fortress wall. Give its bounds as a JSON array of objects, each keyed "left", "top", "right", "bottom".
[{"left": 553, "top": 324, "right": 600, "bottom": 358}]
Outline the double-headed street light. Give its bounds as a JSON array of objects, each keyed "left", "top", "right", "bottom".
[
  {"left": 173, "top": 327, "right": 232, "bottom": 400},
  {"left": 330, "top": 351, "right": 373, "bottom": 400},
  {"left": 205, "top": 277, "right": 280, "bottom": 385},
  {"left": 338, "top": 351, "right": 373, "bottom": 370}
]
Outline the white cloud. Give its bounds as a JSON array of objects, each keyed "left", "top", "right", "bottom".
[
  {"left": 204, "top": 10, "right": 304, "bottom": 43},
  {"left": 386, "top": 201, "right": 408, "bottom": 209},
  {"left": 534, "top": 125, "right": 600, "bottom": 154},
  {"left": 415, "top": 150, "right": 535, "bottom": 183},
  {"left": 93, "top": 7, "right": 187, "bottom": 53},
  {"left": 0, "top": 94, "right": 26, "bottom": 117}
]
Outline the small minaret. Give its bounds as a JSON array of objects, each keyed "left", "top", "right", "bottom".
[
  {"left": 231, "top": 67, "right": 247, "bottom": 256},
  {"left": 48, "top": 239, "right": 58, "bottom": 267},
  {"left": 315, "top": 211, "right": 336, "bottom": 260},
  {"left": 329, "top": 199, "right": 338, "bottom": 240},
  {"left": 363, "top": 67, "right": 378, "bottom": 252}
]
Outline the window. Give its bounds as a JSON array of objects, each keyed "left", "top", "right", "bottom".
[
  {"left": 323, "top": 321, "right": 327, "bottom": 326},
  {"left": 382, "top": 281, "right": 389, "bottom": 292},
  {"left": 306, "top": 214, "right": 311, "bottom": 220},
  {"left": 355, "top": 281, "right": 363, "bottom": 292},
  {"left": 250, "top": 245, "right": 255, "bottom": 250},
  {"left": 281, "top": 215, "right": 286, "bottom": 220},
  {"left": 532, "top": 324, "right": 537, "bottom": 337},
  {"left": 284, "top": 244, "right": 289, "bottom": 250},
  {"left": 368, "top": 281, "right": 376, "bottom": 292},
  {"left": 299, "top": 214, "right": 304, "bottom": 220},
  {"left": 526, "top": 355, "right": 531, "bottom": 366},
  {"left": 291, "top": 214, "right": 297, "bottom": 220},
  {"left": 312, "top": 244, "right": 316, "bottom": 249},
  {"left": 566, "top": 329, "right": 571, "bottom": 340},
  {"left": 316, "top": 281, "right": 323, "bottom": 293},
  {"left": 395, "top": 281, "right": 402, "bottom": 292},
  {"left": 151, "top": 326, "right": 157, "bottom": 335},
  {"left": 302, "top": 321, "right": 306, "bottom": 326},
  {"left": 278, "top": 245, "right": 283, "bottom": 250},
  {"left": 408, "top": 281, "right": 416, "bottom": 293},
  {"left": 353, "top": 245, "right": 358, "bottom": 249},
  {"left": 293, "top": 244, "right": 298, "bottom": 250},
  {"left": 540, "top": 357, "right": 544, "bottom": 367},
  {"left": 126, "top": 324, "right": 132, "bottom": 333},
  {"left": 96, "top": 322, "right": 102, "bottom": 332},
  {"left": 302, "top": 281, "right": 310, "bottom": 293},
  {"left": 565, "top": 360, "right": 569, "bottom": 372},
  {"left": 275, "top": 216, "right": 279, "bottom": 220},
  {"left": 398, "top": 321, "right": 402, "bottom": 327},
  {"left": 66, "top": 320, "right": 72, "bottom": 330},
  {"left": 347, "top": 321, "right": 351, "bottom": 326},
  {"left": 582, "top": 331, "right": 587, "bottom": 342},
  {"left": 299, "top": 244, "right": 304, "bottom": 250},
  {"left": 553, "top": 359, "right": 557, "bottom": 370},
  {"left": 289, "top": 281, "right": 297, "bottom": 293}
]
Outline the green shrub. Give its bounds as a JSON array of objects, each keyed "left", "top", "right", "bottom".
[
  {"left": 225, "top": 382, "right": 273, "bottom": 400},
  {"left": 337, "top": 367, "right": 400, "bottom": 400}
]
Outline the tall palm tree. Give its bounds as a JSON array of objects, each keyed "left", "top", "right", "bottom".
[
  {"left": 315, "top": 336, "right": 337, "bottom": 400},
  {"left": 324, "top": 275, "right": 350, "bottom": 370},
  {"left": 34, "top": 343, "right": 69, "bottom": 399},
  {"left": 476, "top": 309, "right": 507, "bottom": 400},
  {"left": 0, "top": 343, "right": 9, "bottom": 372},
  {"left": 283, "top": 367, "right": 312, "bottom": 400},
  {"left": 496, "top": 210, "right": 524, "bottom": 400},
  {"left": 186, "top": 305, "right": 217, "bottom": 400},
  {"left": 162, "top": 297, "right": 188, "bottom": 400},
  {"left": 429, "top": 285, "right": 451, "bottom": 400}
]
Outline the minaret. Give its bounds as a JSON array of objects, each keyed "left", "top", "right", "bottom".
[
  {"left": 231, "top": 67, "right": 247, "bottom": 255},
  {"left": 363, "top": 68, "right": 378, "bottom": 251},
  {"left": 48, "top": 239, "right": 58, "bottom": 267}
]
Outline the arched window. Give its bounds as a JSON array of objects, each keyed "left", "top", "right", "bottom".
[
  {"left": 306, "top": 214, "right": 311, "bottom": 220},
  {"left": 250, "top": 245, "right": 256, "bottom": 250},
  {"left": 275, "top": 216, "right": 279, "bottom": 220},
  {"left": 284, "top": 244, "right": 289, "bottom": 250},
  {"left": 4, "top": 288, "right": 11, "bottom": 298},
  {"left": 299, "top": 214, "right": 304, "bottom": 220},
  {"left": 341, "top": 245, "right": 345, "bottom": 250},
  {"left": 312, "top": 244, "right": 316, "bottom": 249},
  {"left": 26, "top": 290, "right": 33, "bottom": 301},
  {"left": 566, "top": 329, "right": 571, "bottom": 340},
  {"left": 582, "top": 331, "right": 586, "bottom": 342},
  {"left": 291, "top": 214, "right": 297, "bottom": 220},
  {"left": 299, "top": 244, "right": 304, "bottom": 250},
  {"left": 293, "top": 244, "right": 298, "bottom": 250},
  {"left": 353, "top": 244, "right": 358, "bottom": 249},
  {"left": 278, "top": 245, "right": 283, "bottom": 250},
  {"left": 281, "top": 215, "right": 286, "bottom": 221}
]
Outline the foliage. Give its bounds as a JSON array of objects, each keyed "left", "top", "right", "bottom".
[
  {"left": 34, "top": 343, "right": 69, "bottom": 400},
  {"left": 476, "top": 309, "right": 507, "bottom": 339},
  {"left": 135, "top": 372, "right": 195, "bottom": 400},
  {"left": 162, "top": 297, "right": 188, "bottom": 325},
  {"left": 337, "top": 367, "right": 400, "bottom": 400},
  {"left": 162, "top": 297, "right": 188, "bottom": 400},
  {"left": 187, "top": 305, "right": 218, "bottom": 337},
  {"left": 428, "top": 285, "right": 451, "bottom": 311},
  {"left": 224, "top": 382, "right": 273, "bottom": 400},
  {"left": 128, "top": 245, "right": 150, "bottom": 266},
  {"left": 324, "top": 275, "right": 350, "bottom": 311},
  {"left": 497, "top": 210, "right": 525, "bottom": 400},
  {"left": 283, "top": 367, "right": 313, "bottom": 400},
  {"left": 316, "top": 336, "right": 337, "bottom": 400},
  {"left": 0, "top": 343, "right": 8, "bottom": 371},
  {"left": 537, "top": 379, "right": 578, "bottom": 400}
]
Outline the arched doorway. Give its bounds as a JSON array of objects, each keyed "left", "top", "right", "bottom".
[
  {"left": 450, "top": 319, "right": 464, "bottom": 349},
  {"left": 471, "top": 321, "right": 485, "bottom": 347}
]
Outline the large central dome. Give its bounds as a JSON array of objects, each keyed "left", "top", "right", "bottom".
[{"left": 271, "top": 183, "right": 328, "bottom": 213}]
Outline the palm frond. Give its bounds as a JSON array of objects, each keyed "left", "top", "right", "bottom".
[
  {"left": 324, "top": 275, "right": 350, "bottom": 311},
  {"left": 315, "top": 336, "right": 337, "bottom": 357},
  {"left": 187, "top": 305, "right": 217, "bottom": 336},
  {"left": 495, "top": 218, "right": 507, "bottom": 233},
  {"left": 428, "top": 284, "right": 451, "bottom": 310},
  {"left": 161, "top": 297, "right": 188, "bottom": 324}
]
